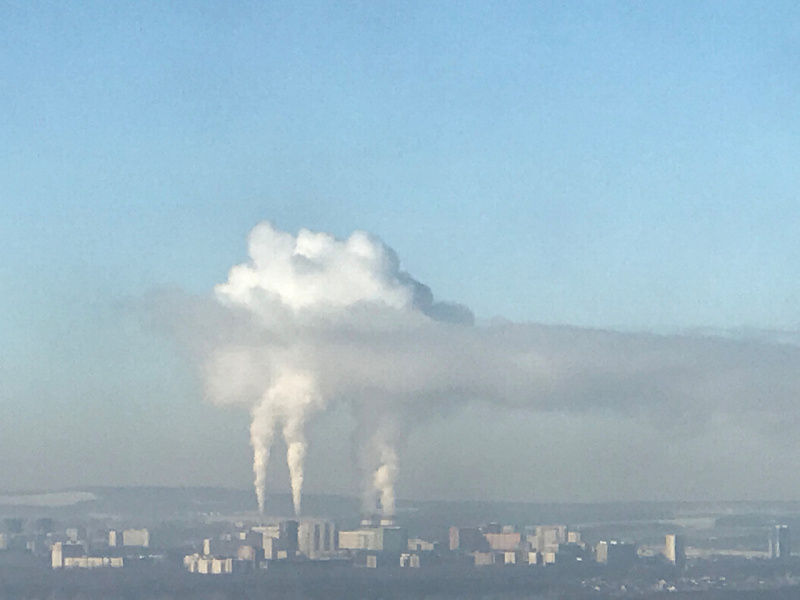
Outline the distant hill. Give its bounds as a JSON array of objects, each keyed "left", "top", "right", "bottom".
[{"left": 3, "top": 487, "right": 800, "bottom": 540}]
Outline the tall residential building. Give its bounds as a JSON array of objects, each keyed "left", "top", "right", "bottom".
[
  {"left": 770, "top": 525, "right": 791, "bottom": 560},
  {"left": 108, "top": 531, "right": 120, "bottom": 547},
  {"left": 665, "top": 534, "right": 685, "bottom": 568}
]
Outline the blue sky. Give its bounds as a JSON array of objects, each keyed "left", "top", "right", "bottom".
[{"left": 2, "top": 1, "right": 800, "bottom": 497}]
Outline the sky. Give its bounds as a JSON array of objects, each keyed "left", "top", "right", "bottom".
[{"left": 2, "top": 1, "right": 800, "bottom": 503}]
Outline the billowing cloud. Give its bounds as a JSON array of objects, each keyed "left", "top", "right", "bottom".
[
  {"left": 149, "top": 222, "right": 800, "bottom": 513},
  {"left": 202, "top": 222, "right": 472, "bottom": 515}
]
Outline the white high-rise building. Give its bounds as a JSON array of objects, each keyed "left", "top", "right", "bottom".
[
  {"left": 770, "top": 525, "right": 791, "bottom": 560},
  {"left": 665, "top": 534, "right": 685, "bottom": 568}
]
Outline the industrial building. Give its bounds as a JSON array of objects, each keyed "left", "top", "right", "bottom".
[
  {"left": 298, "top": 519, "right": 337, "bottom": 558},
  {"left": 336, "top": 523, "right": 409, "bottom": 569},
  {"left": 252, "top": 520, "right": 299, "bottom": 560},
  {"left": 337, "top": 525, "right": 408, "bottom": 555}
]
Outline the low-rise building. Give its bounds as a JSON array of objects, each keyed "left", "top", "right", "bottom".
[
  {"left": 407, "top": 538, "right": 436, "bottom": 552},
  {"left": 532, "top": 525, "right": 567, "bottom": 554},
  {"left": 484, "top": 532, "right": 522, "bottom": 552},
  {"left": 122, "top": 528, "right": 150, "bottom": 548},
  {"left": 449, "top": 527, "right": 488, "bottom": 552},
  {"left": 472, "top": 551, "right": 497, "bottom": 566},
  {"left": 400, "top": 553, "right": 421, "bottom": 568},
  {"left": 109, "top": 528, "right": 149, "bottom": 548},
  {"left": 51, "top": 543, "right": 124, "bottom": 569},
  {"left": 184, "top": 554, "right": 233, "bottom": 574},
  {"left": 596, "top": 540, "right": 637, "bottom": 568},
  {"left": 338, "top": 526, "right": 407, "bottom": 555}
]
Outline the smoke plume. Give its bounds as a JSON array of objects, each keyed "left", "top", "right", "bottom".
[
  {"left": 206, "top": 222, "right": 467, "bottom": 514},
  {"left": 150, "top": 221, "right": 800, "bottom": 512}
]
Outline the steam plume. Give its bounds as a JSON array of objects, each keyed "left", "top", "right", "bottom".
[
  {"left": 374, "top": 441, "right": 398, "bottom": 518},
  {"left": 208, "top": 222, "right": 459, "bottom": 514},
  {"left": 148, "top": 221, "right": 800, "bottom": 512},
  {"left": 249, "top": 398, "right": 275, "bottom": 514}
]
